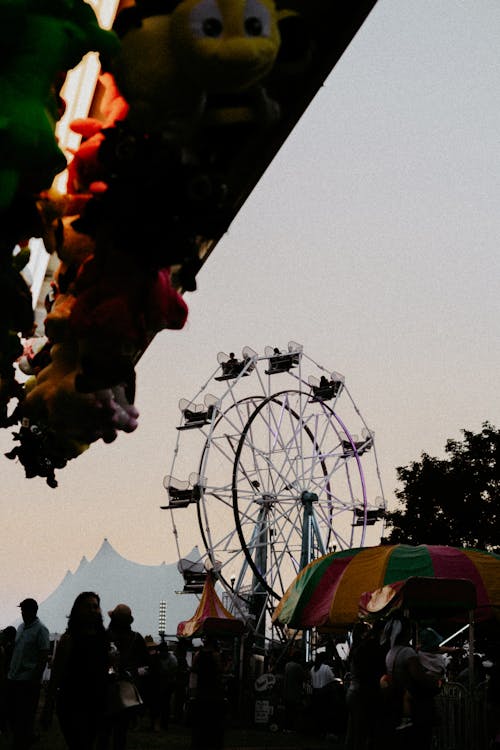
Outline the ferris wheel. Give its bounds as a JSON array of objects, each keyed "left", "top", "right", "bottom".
[{"left": 162, "top": 343, "right": 386, "bottom": 633}]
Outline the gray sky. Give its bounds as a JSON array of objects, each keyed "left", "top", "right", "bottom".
[{"left": 1, "top": 0, "right": 499, "bottom": 626}]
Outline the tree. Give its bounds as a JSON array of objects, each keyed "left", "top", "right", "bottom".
[{"left": 385, "top": 422, "right": 500, "bottom": 550}]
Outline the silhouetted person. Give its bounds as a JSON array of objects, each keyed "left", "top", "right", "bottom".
[
  {"left": 142, "top": 637, "right": 177, "bottom": 732},
  {"left": 97, "top": 604, "right": 149, "bottom": 750},
  {"left": 283, "top": 651, "right": 304, "bottom": 732},
  {"left": 190, "top": 636, "right": 225, "bottom": 749},
  {"left": 43, "top": 591, "right": 109, "bottom": 750},
  {"left": 0, "top": 627, "right": 16, "bottom": 731},
  {"left": 487, "top": 648, "right": 500, "bottom": 749},
  {"left": 345, "top": 621, "right": 387, "bottom": 750},
  {"left": 7, "top": 598, "right": 50, "bottom": 749},
  {"left": 172, "top": 640, "right": 189, "bottom": 724},
  {"left": 382, "top": 617, "right": 440, "bottom": 750},
  {"left": 309, "top": 651, "right": 335, "bottom": 737}
]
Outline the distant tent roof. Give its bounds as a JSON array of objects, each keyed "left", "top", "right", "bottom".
[
  {"left": 38, "top": 539, "right": 199, "bottom": 636},
  {"left": 177, "top": 575, "right": 244, "bottom": 638}
]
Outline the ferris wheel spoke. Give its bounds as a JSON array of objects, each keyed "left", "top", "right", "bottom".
[
  {"left": 250, "top": 402, "right": 304, "bottom": 485},
  {"left": 303, "top": 414, "right": 324, "bottom": 487},
  {"left": 205, "top": 434, "right": 239, "bottom": 468},
  {"left": 237, "top": 439, "right": 300, "bottom": 497},
  {"left": 242, "top": 506, "right": 303, "bottom": 589},
  {"left": 245, "top": 419, "right": 277, "bottom": 495},
  {"left": 229, "top": 396, "right": 256, "bottom": 431},
  {"left": 203, "top": 488, "right": 234, "bottom": 508}
]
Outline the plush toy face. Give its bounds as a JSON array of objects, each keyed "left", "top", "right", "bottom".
[
  {"left": 171, "top": 0, "right": 281, "bottom": 92},
  {"left": 112, "top": 0, "right": 280, "bottom": 135}
]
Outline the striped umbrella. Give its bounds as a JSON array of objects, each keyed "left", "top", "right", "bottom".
[{"left": 272, "top": 544, "right": 500, "bottom": 629}]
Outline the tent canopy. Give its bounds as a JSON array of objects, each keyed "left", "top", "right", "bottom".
[{"left": 177, "top": 575, "right": 244, "bottom": 638}]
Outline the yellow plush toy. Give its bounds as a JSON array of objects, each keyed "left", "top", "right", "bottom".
[{"left": 112, "top": 0, "right": 281, "bottom": 138}]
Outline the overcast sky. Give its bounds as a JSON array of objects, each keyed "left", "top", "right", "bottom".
[{"left": 1, "top": 0, "right": 499, "bottom": 627}]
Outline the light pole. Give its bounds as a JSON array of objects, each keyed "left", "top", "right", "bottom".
[{"left": 158, "top": 600, "right": 166, "bottom": 643}]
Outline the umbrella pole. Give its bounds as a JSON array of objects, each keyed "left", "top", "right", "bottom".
[
  {"left": 468, "top": 610, "right": 474, "bottom": 692},
  {"left": 304, "top": 629, "right": 312, "bottom": 664}
]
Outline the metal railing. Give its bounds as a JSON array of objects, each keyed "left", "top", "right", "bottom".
[{"left": 433, "top": 681, "right": 489, "bottom": 750}]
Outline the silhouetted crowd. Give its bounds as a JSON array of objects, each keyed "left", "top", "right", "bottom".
[
  {"left": 1, "top": 598, "right": 500, "bottom": 750},
  {"left": 260, "top": 617, "right": 500, "bottom": 750},
  {"left": 0, "top": 593, "right": 186, "bottom": 750}
]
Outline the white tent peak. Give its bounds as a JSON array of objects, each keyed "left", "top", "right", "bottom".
[
  {"left": 91, "top": 539, "right": 171, "bottom": 572},
  {"left": 75, "top": 556, "right": 88, "bottom": 573},
  {"left": 38, "top": 540, "right": 199, "bottom": 636},
  {"left": 92, "top": 538, "right": 119, "bottom": 561},
  {"left": 183, "top": 546, "right": 203, "bottom": 563}
]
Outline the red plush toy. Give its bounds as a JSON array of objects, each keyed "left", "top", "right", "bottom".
[{"left": 66, "top": 72, "right": 129, "bottom": 195}]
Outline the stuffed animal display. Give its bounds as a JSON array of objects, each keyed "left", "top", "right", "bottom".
[
  {"left": 111, "top": 0, "right": 281, "bottom": 137},
  {"left": 0, "top": 0, "right": 120, "bottom": 213},
  {"left": 0, "top": 0, "right": 315, "bottom": 486}
]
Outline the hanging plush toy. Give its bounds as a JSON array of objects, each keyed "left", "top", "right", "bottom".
[
  {"left": 66, "top": 73, "right": 130, "bottom": 196},
  {"left": 111, "top": 0, "right": 281, "bottom": 139},
  {"left": 0, "top": 0, "right": 120, "bottom": 214}
]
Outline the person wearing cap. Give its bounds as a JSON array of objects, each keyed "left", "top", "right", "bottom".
[{"left": 7, "top": 598, "right": 50, "bottom": 749}]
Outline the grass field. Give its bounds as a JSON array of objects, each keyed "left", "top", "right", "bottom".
[{"left": 0, "top": 713, "right": 341, "bottom": 750}]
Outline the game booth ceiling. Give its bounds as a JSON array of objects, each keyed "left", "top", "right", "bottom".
[{"left": 0, "top": 0, "right": 378, "bottom": 486}]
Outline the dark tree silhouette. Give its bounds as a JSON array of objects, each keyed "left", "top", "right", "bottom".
[{"left": 385, "top": 422, "right": 500, "bottom": 550}]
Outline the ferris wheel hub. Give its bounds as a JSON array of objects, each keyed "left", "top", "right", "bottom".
[
  {"left": 255, "top": 493, "right": 277, "bottom": 506},
  {"left": 301, "top": 491, "right": 319, "bottom": 505}
]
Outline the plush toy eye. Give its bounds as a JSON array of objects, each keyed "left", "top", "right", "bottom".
[
  {"left": 203, "top": 17, "right": 223, "bottom": 37},
  {"left": 190, "top": 0, "right": 224, "bottom": 38},
  {"left": 244, "top": 0, "right": 272, "bottom": 37},
  {"left": 245, "top": 17, "right": 263, "bottom": 37}
]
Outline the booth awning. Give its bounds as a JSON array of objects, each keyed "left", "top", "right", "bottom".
[
  {"left": 358, "top": 576, "right": 478, "bottom": 621},
  {"left": 177, "top": 575, "right": 245, "bottom": 638}
]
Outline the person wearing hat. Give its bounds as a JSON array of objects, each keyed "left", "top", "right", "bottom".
[
  {"left": 98, "top": 604, "right": 149, "bottom": 750},
  {"left": 7, "top": 598, "right": 50, "bottom": 749}
]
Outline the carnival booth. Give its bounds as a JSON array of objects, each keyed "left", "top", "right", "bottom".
[
  {"left": 177, "top": 574, "right": 245, "bottom": 723},
  {"left": 177, "top": 574, "right": 245, "bottom": 640}
]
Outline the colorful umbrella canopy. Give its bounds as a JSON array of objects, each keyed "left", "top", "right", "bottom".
[
  {"left": 177, "top": 575, "right": 244, "bottom": 638},
  {"left": 272, "top": 544, "right": 500, "bottom": 630}
]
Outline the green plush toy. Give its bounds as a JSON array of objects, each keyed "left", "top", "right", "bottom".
[
  {"left": 111, "top": 0, "right": 281, "bottom": 138},
  {"left": 0, "top": 0, "right": 120, "bottom": 213}
]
